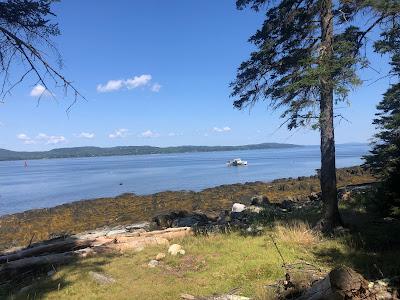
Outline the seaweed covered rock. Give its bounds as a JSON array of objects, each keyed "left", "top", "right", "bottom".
[
  {"left": 251, "top": 195, "right": 270, "bottom": 206},
  {"left": 152, "top": 210, "right": 214, "bottom": 229}
]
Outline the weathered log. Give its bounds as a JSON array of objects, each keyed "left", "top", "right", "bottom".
[
  {"left": 0, "top": 238, "right": 94, "bottom": 264},
  {"left": 0, "top": 226, "right": 193, "bottom": 284},
  {"left": 0, "top": 251, "right": 81, "bottom": 282},
  {"left": 110, "top": 236, "right": 170, "bottom": 252},
  {"left": 0, "top": 227, "right": 192, "bottom": 265}
]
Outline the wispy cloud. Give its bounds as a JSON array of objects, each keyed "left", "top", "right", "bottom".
[
  {"left": 97, "top": 75, "right": 156, "bottom": 93},
  {"left": 139, "top": 130, "right": 160, "bottom": 138},
  {"left": 30, "top": 84, "right": 52, "bottom": 97},
  {"left": 212, "top": 126, "right": 231, "bottom": 133},
  {"left": 77, "top": 132, "right": 95, "bottom": 139},
  {"left": 96, "top": 80, "right": 124, "bottom": 93},
  {"left": 17, "top": 133, "right": 36, "bottom": 144},
  {"left": 109, "top": 128, "right": 129, "bottom": 138},
  {"left": 36, "top": 133, "right": 66, "bottom": 144},
  {"left": 151, "top": 83, "right": 162, "bottom": 92},
  {"left": 17, "top": 133, "right": 66, "bottom": 145}
]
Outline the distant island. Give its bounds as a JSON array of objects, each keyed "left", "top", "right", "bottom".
[{"left": 0, "top": 143, "right": 301, "bottom": 161}]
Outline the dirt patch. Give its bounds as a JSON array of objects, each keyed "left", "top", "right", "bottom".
[{"left": 163, "top": 255, "right": 207, "bottom": 277}]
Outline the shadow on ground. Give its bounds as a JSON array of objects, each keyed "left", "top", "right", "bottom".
[{"left": 314, "top": 207, "right": 400, "bottom": 280}]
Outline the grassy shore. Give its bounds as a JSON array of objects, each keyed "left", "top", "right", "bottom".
[
  {"left": 7, "top": 203, "right": 400, "bottom": 299},
  {"left": 0, "top": 167, "right": 374, "bottom": 250}
]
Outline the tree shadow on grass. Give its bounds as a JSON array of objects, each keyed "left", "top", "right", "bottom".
[
  {"left": 2, "top": 253, "right": 119, "bottom": 300},
  {"left": 0, "top": 234, "right": 120, "bottom": 300},
  {"left": 313, "top": 207, "right": 400, "bottom": 280}
]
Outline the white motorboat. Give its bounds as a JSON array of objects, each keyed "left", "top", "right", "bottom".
[{"left": 227, "top": 158, "right": 248, "bottom": 166}]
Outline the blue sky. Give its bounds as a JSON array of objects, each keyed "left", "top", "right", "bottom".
[{"left": 0, "top": 0, "right": 394, "bottom": 151}]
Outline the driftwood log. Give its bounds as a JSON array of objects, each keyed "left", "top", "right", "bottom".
[
  {"left": 0, "top": 226, "right": 193, "bottom": 284},
  {"left": 0, "top": 238, "right": 94, "bottom": 264}
]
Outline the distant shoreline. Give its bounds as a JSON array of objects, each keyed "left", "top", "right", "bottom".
[{"left": 0, "top": 142, "right": 302, "bottom": 162}]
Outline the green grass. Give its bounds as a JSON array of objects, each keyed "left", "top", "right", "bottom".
[
  {"left": 7, "top": 202, "right": 400, "bottom": 300},
  {"left": 7, "top": 230, "right": 319, "bottom": 300}
]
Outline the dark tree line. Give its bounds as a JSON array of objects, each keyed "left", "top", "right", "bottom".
[{"left": 231, "top": 0, "right": 400, "bottom": 232}]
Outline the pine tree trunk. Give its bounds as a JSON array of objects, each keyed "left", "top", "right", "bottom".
[{"left": 317, "top": 0, "right": 343, "bottom": 232}]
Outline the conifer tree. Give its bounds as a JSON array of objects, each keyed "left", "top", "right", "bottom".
[
  {"left": 364, "top": 20, "right": 400, "bottom": 216},
  {"left": 231, "top": 0, "right": 399, "bottom": 232},
  {"left": 0, "top": 0, "right": 84, "bottom": 106}
]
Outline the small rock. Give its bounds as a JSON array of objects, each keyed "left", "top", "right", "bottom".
[
  {"left": 232, "top": 203, "right": 246, "bottom": 213},
  {"left": 180, "top": 294, "right": 196, "bottom": 300},
  {"left": 368, "top": 282, "right": 374, "bottom": 289},
  {"left": 251, "top": 195, "right": 270, "bottom": 206},
  {"left": 89, "top": 271, "right": 116, "bottom": 285},
  {"left": 47, "top": 270, "right": 56, "bottom": 277},
  {"left": 148, "top": 259, "right": 159, "bottom": 268},
  {"left": 168, "top": 244, "right": 185, "bottom": 256},
  {"left": 155, "top": 253, "right": 166, "bottom": 261},
  {"left": 256, "top": 226, "right": 264, "bottom": 232},
  {"left": 246, "top": 205, "right": 263, "bottom": 213},
  {"left": 376, "top": 279, "right": 389, "bottom": 287}
]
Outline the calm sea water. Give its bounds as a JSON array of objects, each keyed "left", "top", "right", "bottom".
[{"left": 0, "top": 144, "right": 369, "bottom": 216}]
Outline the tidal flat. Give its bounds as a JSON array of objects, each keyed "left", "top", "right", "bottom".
[{"left": 0, "top": 166, "right": 375, "bottom": 251}]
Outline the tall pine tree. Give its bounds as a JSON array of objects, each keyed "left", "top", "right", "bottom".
[
  {"left": 231, "top": 0, "right": 399, "bottom": 232},
  {"left": 365, "top": 19, "right": 400, "bottom": 217}
]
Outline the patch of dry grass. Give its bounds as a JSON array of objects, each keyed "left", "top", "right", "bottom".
[{"left": 273, "top": 221, "right": 320, "bottom": 247}]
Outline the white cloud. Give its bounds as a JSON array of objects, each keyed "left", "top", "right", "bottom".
[
  {"left": 97, "top": 74, "right": 154, "bottom": 93},
  {"left": 212, "top": 126, "right": 231, "bottom": 133},
  {"left": 30, "top": 84, "right": 52, "bottom": 97},
  {"left": 96, "top": 80, "right": 124, "bottom": 93},
  {"left": 109, "top": 128, "right": 129, "bottom": 139},
  {"left": 36, "top": 133, "right": 66, "bottom": 144},
  {"left": 77, "top": 132, "right": 95, "bottom": 139},
  {"left": 17, "top": 133, "right": 36, "bottom": 144},
  {"left": 151, "top": 83, "right": 162, "bottom": 92},
  {"left": 17, "top": 133, "right": 66, "bottom": 145},
  {"left": 139, "top": 130, "right": 160, "bottom": 138},
  {"left": 125, "top": 75, "right": 152, "bottom": 89}
]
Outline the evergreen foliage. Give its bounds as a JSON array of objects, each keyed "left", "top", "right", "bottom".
[
  {"left": 231, "top": 0, "right": 399, "bottom": 231},
  {"left": 364, "top": 18, "right": 400, "bottom": 216}
]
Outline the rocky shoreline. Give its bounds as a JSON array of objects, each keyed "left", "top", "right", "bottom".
[
  {"left": 0, "top": 166, "right": 375, "bottom": 250},
  {"left": 0, "top": 179, "right": 391, "bottom": 299}
]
